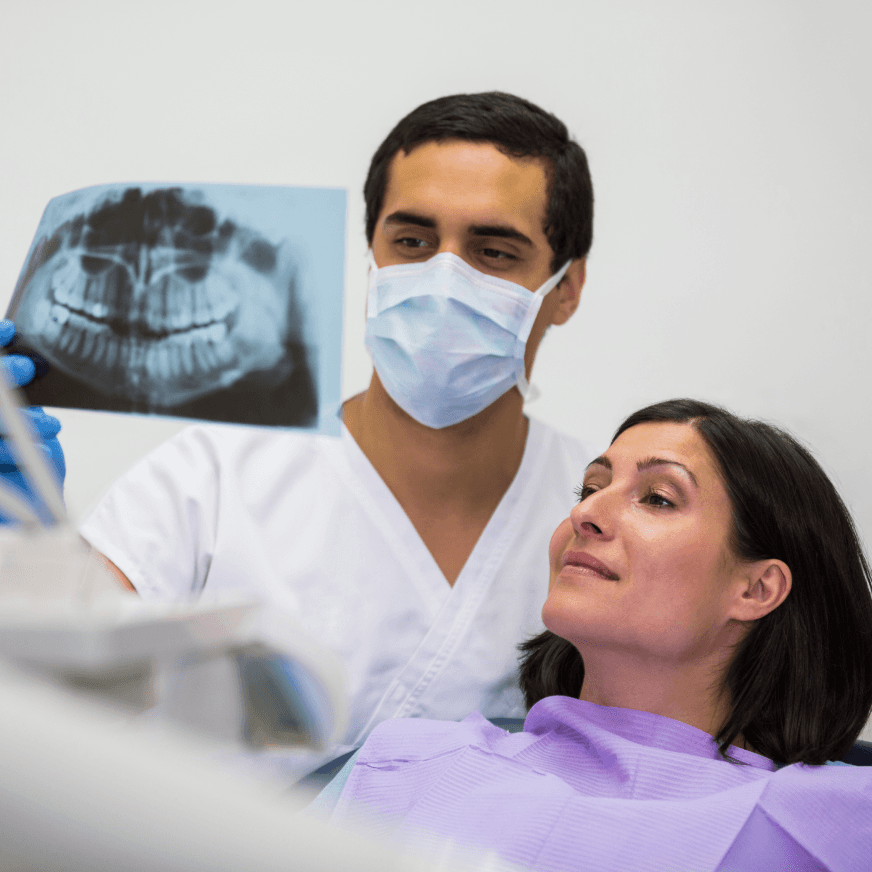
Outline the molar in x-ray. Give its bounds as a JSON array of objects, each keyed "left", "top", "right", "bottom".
[{"left": 13, "top": 187, "right": 300, "bottom": 410}]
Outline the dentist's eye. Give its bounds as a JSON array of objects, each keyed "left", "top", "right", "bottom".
[
  {"left": 397, "top": 236, "right": 429, "bottom": 249},
  {"left": 481, "top": 247, "right": 515, "bottom": 260}
]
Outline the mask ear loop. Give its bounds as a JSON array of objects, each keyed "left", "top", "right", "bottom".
[
  {"left": 513, "top": 260, "right": 572, "bottom": 398},
  {"left": 365, "top": 250, "right": 379, "bottom": 318}
]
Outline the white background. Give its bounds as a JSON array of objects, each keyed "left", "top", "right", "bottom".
[{"left": 1, "top": 3, "right": 870, "bottom": 546}]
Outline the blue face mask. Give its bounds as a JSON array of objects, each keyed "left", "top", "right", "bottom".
[{"left": 364, "top": 252, "right": 571, "bottom": 429}]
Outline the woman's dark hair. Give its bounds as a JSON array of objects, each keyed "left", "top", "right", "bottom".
[
  {"left": 364, "top": 92, "right": 594, "bottom": 273},
  {"left": 519, "top": 398, "right": 872, "bottom": 766}
]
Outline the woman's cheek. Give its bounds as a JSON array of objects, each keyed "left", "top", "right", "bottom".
[{"left": 548, "top": 517, "right": 574, "bottom": 582}]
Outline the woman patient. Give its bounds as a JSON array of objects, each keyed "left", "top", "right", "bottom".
[{"left": 323, "top": 399, "right": 872, "bottom": 871}]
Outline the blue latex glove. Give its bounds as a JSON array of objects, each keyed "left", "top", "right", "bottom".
[{"left": 0, "top": 319, "right": 66, "bottom": 522}]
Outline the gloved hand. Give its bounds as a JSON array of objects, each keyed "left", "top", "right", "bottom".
[{"left": 0, "top": 320, "right": 66, "bottom": 521}]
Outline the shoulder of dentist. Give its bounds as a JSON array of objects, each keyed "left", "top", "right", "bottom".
[{"left": 6, "top": 92, "right": 597, "bottom": 775}]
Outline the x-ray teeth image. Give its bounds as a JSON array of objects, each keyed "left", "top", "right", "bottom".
[{"left": 7, "top": 183, "right": 346, "bottom": 430}]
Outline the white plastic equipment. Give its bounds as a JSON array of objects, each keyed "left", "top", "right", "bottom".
[{"left": 0, "top": 360, "right": 459, "bottom": 870}]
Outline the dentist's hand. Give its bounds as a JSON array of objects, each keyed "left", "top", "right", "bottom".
[{"left": 0, "top": 320, "right": 66, "bottom": 521}]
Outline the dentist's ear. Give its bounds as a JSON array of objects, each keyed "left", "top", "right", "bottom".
[
  {"left": 549, "top": 258, "right": 586, "bottom": 326},
  {"left": 729, "top": 559, "right": 792, "bottom": 622}
]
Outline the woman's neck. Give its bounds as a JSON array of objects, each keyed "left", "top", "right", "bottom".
[{"left": 577, "top": 649, "right": 735, "bottom": 740}]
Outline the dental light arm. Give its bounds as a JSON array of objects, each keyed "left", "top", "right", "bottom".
[
  {"left": 0, "top": 320, "right": 66, "bottom": 525},
  {"left": 0, "top": 334, "right": 114, "bottom": 606},
  {"left": 0, "top": 354, "right": 66, "bottom": 526},
  {"left": 0, "top": 478, "right": 42, "bottom": 526}
]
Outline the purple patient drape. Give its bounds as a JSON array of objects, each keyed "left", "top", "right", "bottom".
[{"left": 331, "top": 696, "right": 872, "bottom": 871}]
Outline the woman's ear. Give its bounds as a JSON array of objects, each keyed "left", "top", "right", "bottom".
[{"left": 729, "top": 559, "right": 792, "bottom": 622}]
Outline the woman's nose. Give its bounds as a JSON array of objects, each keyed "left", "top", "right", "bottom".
[{"left": 569, "top": 493, "right": 612, "bottom": 538}]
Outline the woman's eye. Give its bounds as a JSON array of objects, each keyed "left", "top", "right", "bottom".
[
  {"left": 643, "top": 490, "right": 674, "bottom": 508},
  {"left": 574, "top": 484, "right": 597, "bottom": 502}
]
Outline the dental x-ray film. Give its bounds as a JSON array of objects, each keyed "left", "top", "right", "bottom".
[{"left": 6, "top": 183, "right": 345, "bottom": 433}]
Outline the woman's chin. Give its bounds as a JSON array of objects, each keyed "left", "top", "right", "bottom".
[{"left": 541, "top": 589, "right": 581, "bottom": 643}]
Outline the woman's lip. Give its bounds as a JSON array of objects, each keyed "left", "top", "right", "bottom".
[{"left": 560, "top": 550, "right": 620, "bottom": 580}]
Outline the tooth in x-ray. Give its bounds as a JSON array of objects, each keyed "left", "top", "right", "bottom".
[{"left": 13, "top": 187, "right": 298, "bottom": 409}]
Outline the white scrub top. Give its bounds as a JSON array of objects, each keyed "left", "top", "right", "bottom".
[{"left": 81, "top": 417, "right": 591, "bottom": 764}]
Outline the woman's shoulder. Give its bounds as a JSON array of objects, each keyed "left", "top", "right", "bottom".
[{"left": 359, "top": 712, "right": 514, "bottom": 763}]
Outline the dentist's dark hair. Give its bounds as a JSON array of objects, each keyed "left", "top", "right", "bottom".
[
  {"left": 519, "top": 398, "right": 872, "bottom": 766},
  {"left": 364, "top": 91, "right": 594, "bottom": 272}
]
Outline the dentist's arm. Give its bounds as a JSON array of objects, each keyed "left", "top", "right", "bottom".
[{"left": 89, "top": 545, "right": 138, "bottom": 593}]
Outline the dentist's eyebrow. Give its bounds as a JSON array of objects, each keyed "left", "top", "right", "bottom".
[
  {"left": 469, "top": 224, "right": 534, "bottom": 246},
  {"left": 384, "top": 211, "right": 436, "bottom": 229},
  {"left": 636, "top": 457, "right": 699, "bottom": 488}
]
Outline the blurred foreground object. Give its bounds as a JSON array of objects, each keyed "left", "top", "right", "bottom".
[
  {"left": 0, "top": 329, "right": 348, "bottom": 751},
  {"left": 0, "top": 660, "right": 491, "bottom": 872},
  {"left": 0, "top": 525, "right": 348, "bottom": 752}
]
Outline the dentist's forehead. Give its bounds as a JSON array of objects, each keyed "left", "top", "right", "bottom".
[{"left": 380, "top": 140, "right": 551, "bottom": 239}]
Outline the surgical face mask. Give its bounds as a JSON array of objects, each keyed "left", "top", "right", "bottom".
[{"left": 364, "top": 251, "right": 571, "bottom": 429}]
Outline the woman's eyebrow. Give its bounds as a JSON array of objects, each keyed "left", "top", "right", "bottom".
[
  {"left": 584, "top": 455, "right": 699, "bottom": 488},
  {"left": 636, "top": 457, "right": 699, "bottom": 488}
]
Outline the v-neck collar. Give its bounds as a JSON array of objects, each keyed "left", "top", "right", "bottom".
[{"left": 324, "top": 417, "right": 549, "bottom": 615}]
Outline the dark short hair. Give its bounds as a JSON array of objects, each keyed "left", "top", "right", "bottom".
[
  {"left": 364, "top": 92, "right": 594, "bottom": 272},
  {"left": 519, "top": 398, "right": 872, "bottom": 766}
]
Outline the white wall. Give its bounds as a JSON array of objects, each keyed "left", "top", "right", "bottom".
[{"left": 1, "top": 0, "right": 870, "bottom": 547}]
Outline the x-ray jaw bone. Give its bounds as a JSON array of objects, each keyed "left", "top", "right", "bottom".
[{"left": 14, "top": 187, "right": 299, "bottom": 409}]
